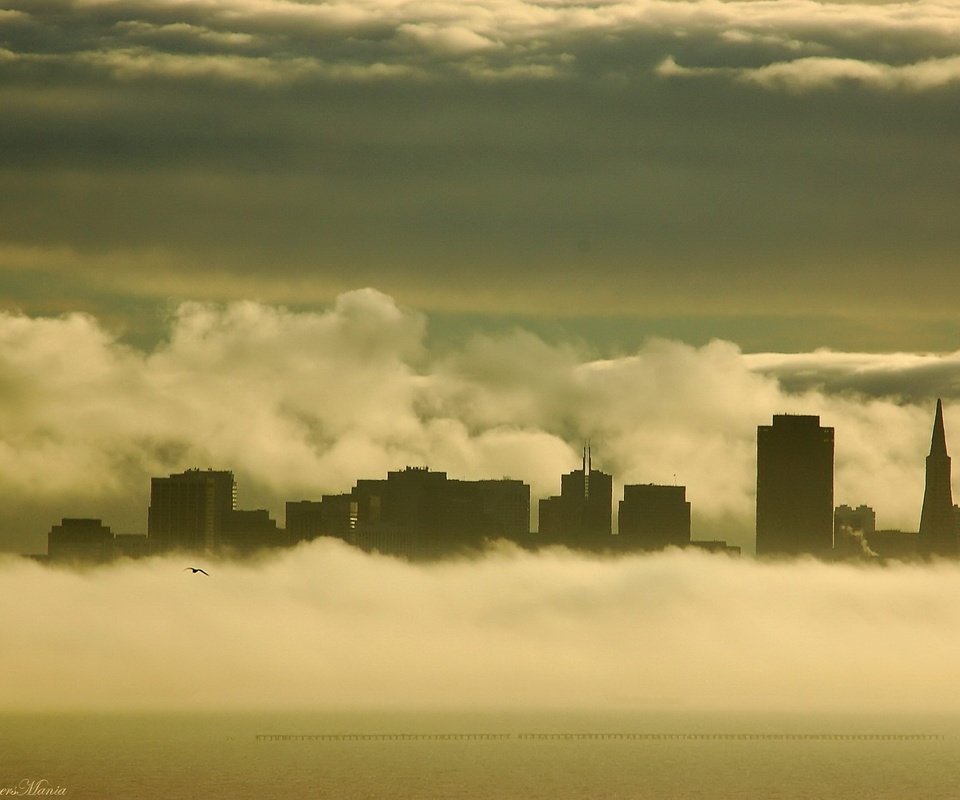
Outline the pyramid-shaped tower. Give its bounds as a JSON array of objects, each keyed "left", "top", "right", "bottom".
[{"left": 918, "top": 399, "right": 958, "bottom": 557}]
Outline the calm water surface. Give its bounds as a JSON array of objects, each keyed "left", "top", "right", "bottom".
[{"left": 2, "top": 710, "right": 958, "bottom": 799}]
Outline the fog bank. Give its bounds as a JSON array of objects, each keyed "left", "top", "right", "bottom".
[{"left": 3, "top": 542, "right": 959, "bottom": 713}]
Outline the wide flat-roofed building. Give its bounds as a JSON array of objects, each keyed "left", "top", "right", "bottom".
[
  {"left": 618, "top": 484, "right": 691, "bottom": 551},
  {"left": 48, "top": 518, "right": 114, "bottom": 563},
  {"left": 297, "top": 468, "right": 532, "bottom": 559}
]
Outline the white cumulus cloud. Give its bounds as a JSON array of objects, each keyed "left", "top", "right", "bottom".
[{"left": 0, "top": 290, "right": 956, "bottom": 553}]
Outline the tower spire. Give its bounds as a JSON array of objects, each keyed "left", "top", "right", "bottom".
[
  {"left": 930, "top": 398, "right": 948, "bottom": 458},
  {"left": 919, "top": 398, "right": 957, "bottom": 557}
]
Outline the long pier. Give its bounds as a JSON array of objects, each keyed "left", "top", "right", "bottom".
[
  {"left": 256, "top": 733, "right": 512, "bottom": 742},
  {"left": 255, "top": 732, "right": 944, "bottom": 743}
]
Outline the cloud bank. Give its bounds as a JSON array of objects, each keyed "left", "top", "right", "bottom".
[
  {"left": 658, "top": 54, "right": 960, "bottom": 92},
  {"left": 0, "top": 289, "right": 954, "bottom": 552},
  {"left": 4, "top": 542, "right": 960, "bottom": 713},
  {"left": 4, "top": 0, "right": 960, "bottom": 90},
  {"left": 4, "top": 1, "right": 959, "bottom": 339}
]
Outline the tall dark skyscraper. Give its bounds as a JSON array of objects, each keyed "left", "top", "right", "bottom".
[
  {"left": 148, "top": 469, "right": 237, "bottom": 552},
  {"left": 918, "top": 399, "right": 957, "bottom": 557},
  {"left": 756, "top": 415, "right": 834, "bottom": 557}
]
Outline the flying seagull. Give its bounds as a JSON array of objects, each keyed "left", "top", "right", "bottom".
[{"left": 184, "top": 567, "right": 210, "bottom": 576}]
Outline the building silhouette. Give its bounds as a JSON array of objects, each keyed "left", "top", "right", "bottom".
[
  {"left": 48, "top": 518, "right": 114, "bottom": 563},
  {"left": 918, "top": 399, "right": 958, "bottom": 557},
  {"left": 471, "top": 479, "right": 530, "bottom": 540},
  {"left": 618, "top": 484, "right": 691, "bottom": 551},
  {"left": 538, "top": 496, "right": 562, "bottom": 540},
  {"left": 289, "top": 467, "right": 530, "bottom": 559},
  {"left": 47, "top": 518, "right": 150, "bottom": 562},
  {"left": 114, "top": 533, "right": 151, "bottom": 559},
  {"left": 357, "top": 469, "right": 530, "bottom": 557},
  {"left": 833, "top": 504, "right": 878, "bottom": 560},
  {"left": 834, "top": 504, "right": 876, "bottom": 538},
  {"left": 309, "top": 492, "right": 362, "bottom": 540},
  {"left": 285, "top": 499, "right": 325, "bottom": 542},
  {"left": 48, "top": 402, "right": 960, "bottom": 565},
  {"left": 539, "top": 446, "right": 612, "bottom": 548},
  {"left": 690, "top": 540, "right": 741, "bottom": 556},
  {"left": 221, "top": 509, "right": 284, "bottom": 553},
  {"left": 148, "top": 468, "right": 237, "bottom": 552},
  {"left": 865, "top": 529, "right": 919, "bottom": 561},
  {"left": 756, "top": 415, "right": 834, "bottom": 557}
]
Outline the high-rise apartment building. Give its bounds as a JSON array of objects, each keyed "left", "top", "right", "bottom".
[
  {"left": 148, "top": 468, "right": 236, "bottom": 552},
  {"left": 756, "top": 415, "right": 834, "bottom": 557}
]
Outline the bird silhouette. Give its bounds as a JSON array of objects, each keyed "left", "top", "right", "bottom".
[{"left": 184, "top": 567, "right": 210, "bottom": 576}]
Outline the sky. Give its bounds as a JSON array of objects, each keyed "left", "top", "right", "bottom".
[
  {"left": 1, "top": 0, "right": 959, "bottom": 350},
  {"left": 1, "top": 1, "right": 959, "bottom": 553}
]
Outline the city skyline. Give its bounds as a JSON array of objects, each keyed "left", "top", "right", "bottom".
[
  {"left": 3, "top": 2, "right": 959, "bottom": 796},
  {"left": 34, "top": 401, "right": 959, "bottom": 563},
  {"left": 2, "top": 293, "right": 959, "bottom": 556},
  {"left": 2, "top": 1, "right": 956, "bottom": 551}
]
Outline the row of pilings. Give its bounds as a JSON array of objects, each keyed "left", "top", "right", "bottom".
[{"left": 255, "top": 732, "right": 945, "bottom": 743}]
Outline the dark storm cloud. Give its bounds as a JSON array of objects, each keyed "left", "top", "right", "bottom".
[{"left": 1, "top": 1, "right": 959, "bottom": 343}]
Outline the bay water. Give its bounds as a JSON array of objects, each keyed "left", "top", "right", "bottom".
[{"left": 3, "top": 710, "right": 958, "bottom": 799}]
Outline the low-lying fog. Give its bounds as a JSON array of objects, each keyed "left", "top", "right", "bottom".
[{"left": 3, "top": 541, "right": 959, "bottom": 714}]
